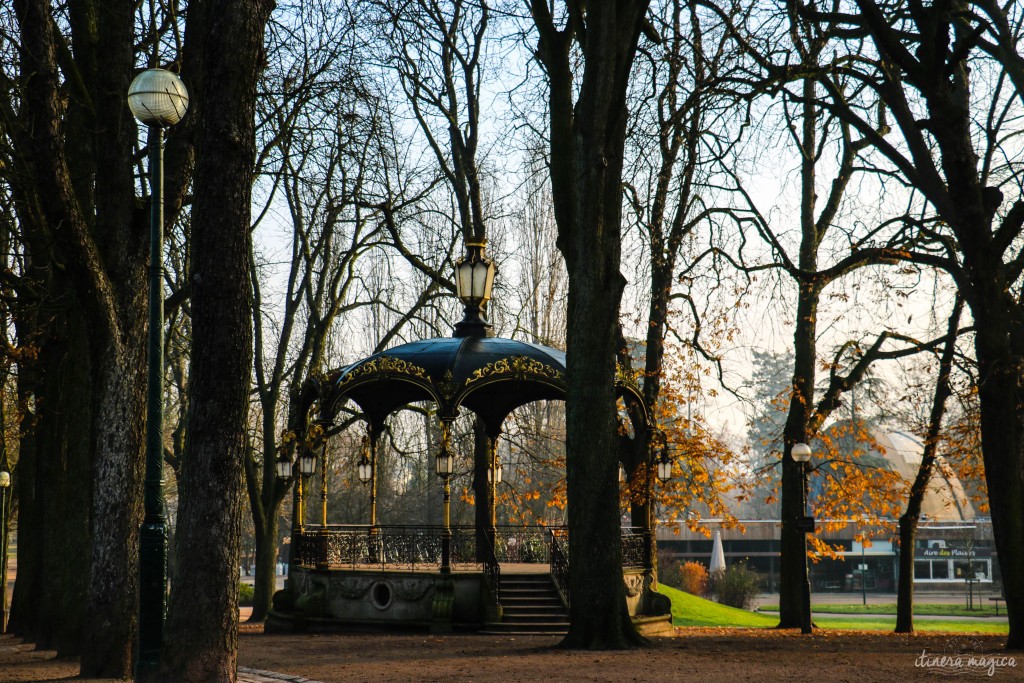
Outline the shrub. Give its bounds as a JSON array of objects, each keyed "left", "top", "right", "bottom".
[
  {"left": 710, "top": 564, "right": 761, "bottom": 610},
  {"left": 239, "top": 582, "right": 255, "bottom": 606},
  {"left": 656, "top": 549, "right": 681, "bottom": 582},
  {"left": 678, "top": 561, "right": 711, "bottom": 596}
]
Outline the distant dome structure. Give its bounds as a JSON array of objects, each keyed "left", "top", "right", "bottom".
[
  {"left": 821, "top": 423, "right": 975, "bottom": 522},
  {"left": 871, "top": 429, "right": 975, "bottom": 522}
]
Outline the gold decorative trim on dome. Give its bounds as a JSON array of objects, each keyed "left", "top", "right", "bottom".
[
  {"left": 438, "top": 370, "right": 459, "bottom": 401},
  {"left": 335, "top": 356, "right": 429, "bottom": 388},
  {"left": 465, "top": 355, "right": 565, "bottom": 388},
  {"left": 616, "top": 363, "right": 642, "bottom": 393}
]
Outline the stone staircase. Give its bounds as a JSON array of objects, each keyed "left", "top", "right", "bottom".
[{"left": 482, "top": 573, "right": 569, "bottom": 635}]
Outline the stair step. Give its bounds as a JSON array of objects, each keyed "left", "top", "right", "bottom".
[
  {"left": 503, "top": 610, "right": 565, "bottom": 617},
  {"left": 501, "top": 583, "right": 553, "bottom": 590},
  {"left": 490, "top": 572, "right": 569, "bottom": 635},
  {"left": 481, "top": 623, "right": 568, "bottom": 635}
]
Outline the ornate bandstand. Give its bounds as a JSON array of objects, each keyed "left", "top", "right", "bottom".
[{"left": 268, "top": 240, "right": 673, "bottom": 635}]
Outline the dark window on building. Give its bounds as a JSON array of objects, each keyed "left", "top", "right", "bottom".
[{"left": 914, "top": 561, "right": 931, "bottom": 580}]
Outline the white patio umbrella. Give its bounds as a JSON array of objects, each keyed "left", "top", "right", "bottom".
[{"left": 709, "top": 529, "right": 726, "bottom": 574}]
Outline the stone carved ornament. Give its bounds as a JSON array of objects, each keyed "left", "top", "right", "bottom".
[
  {"left": 390, "top": 578, "right": 433, "bottom": 602},
  {"left": 332, "top": 576, "right": 375, "bottom": 600}
]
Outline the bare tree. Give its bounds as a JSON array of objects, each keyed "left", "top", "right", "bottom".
[
  {"left": 243, "top": 2, "right": 390, "bottom": 621},
  {"left": 699, "top": 0, "right": 945, "bottom": 629},
  {"left": 529, "top": 0, "right": 652, "bottom": 649},
  {"left": 614, "top": 0, "right": 748, "bottom": 575},
  {"left": 772, "top": 0, "right": 1024, "bottom": 649}
]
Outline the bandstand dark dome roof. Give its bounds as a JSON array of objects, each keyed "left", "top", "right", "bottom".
[{"left": 311, "top": 336, "right": 646, "bottom": 436}]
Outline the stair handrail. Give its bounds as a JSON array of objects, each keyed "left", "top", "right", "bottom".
[
  {"left": 481, "top": 529, "right": 501, "bottom": 605},
  {"left": 548, "top": 527, "right": 570, "bottom": 606}
]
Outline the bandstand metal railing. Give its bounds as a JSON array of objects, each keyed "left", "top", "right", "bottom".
[{"left": 292, "top": 523, "right": 651, "bottom": 610}]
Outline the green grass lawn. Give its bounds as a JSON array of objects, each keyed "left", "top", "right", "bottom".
[
  {"left": 655, "top": 584, "right": 1008, "bottom": 634},
  {"left": 809, "top": 603, "right": 1003, "bottom": 618},
  {"left": 656, "top": 584, "right": 777, "bottom": 627}
]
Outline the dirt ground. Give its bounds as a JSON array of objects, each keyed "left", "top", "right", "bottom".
[{"left": 2, "top": 626, "right": 1021, "bottom": 682}]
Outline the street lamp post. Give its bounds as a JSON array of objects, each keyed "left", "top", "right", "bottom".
[
  {"left": 0, "top": 468, "right": 10, "bottom": 634},
  {"left": 128, "top": 67, "right": 189, "bottom": 679},
  {"left": 654, "top": 441, "right": 672, "bottom": 575},
  {"left": 861, "top": 535, "right": 867, "bottom": 607},
  {"left": 791, "top": 442, "right": 814, "bottom": 635}
]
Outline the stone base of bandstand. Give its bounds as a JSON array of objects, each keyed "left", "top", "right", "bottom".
[{"left": 270, "top": 565, "right": 672, "bottom": 635}]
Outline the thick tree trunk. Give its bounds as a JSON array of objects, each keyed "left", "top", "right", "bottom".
[
  {"left": 972, "top": 311, "right": 1024, "bottom": 650},
  {"left": 159, "top": 1, "right": 270, "bottom": 679},
  {"left": 561, "top": 4, "right": 649, "bottom": 650},
  {"left": 6, "top": 284, "right": 93, "bottom": 654},
  {"left": 530, "top": 0, "right": 650, "bottom": 649},
  {"left": 895, "top": 516, "right": 916, "bottom": 633},
  {"left": 80, "top": 348, "right": 147, "bottom": 678},
  {"left": 6, "top": 354, "right": 41, "bottom": 639},
  {"left": 15, "top": 1, "right": 146, "bottom": 676},
  {"left": 778, "top": 454, "right": 808, "bottom": 628},
  {"left": 38, "top": 302, "right": 93, "bottom": 657},
  {"left": 563, "top": 266, "right": 636, "bottom": 648}
]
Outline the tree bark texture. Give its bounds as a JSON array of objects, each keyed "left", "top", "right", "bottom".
[
  {"left": 158, "top": 0, "right": 271, "bottom": 679},
  {"left": 531, "top": 0, "right": 651, "bottom": 649},
  {"left": 36, "top": 302, "right": 93, "bottom": 656},
  {"left": 971, "top": 304, "right": 1024, "bottom": 649}
]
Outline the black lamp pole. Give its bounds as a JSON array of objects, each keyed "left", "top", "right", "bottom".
[
  {"left": 0, "top": 468, "right": 9, "bottom": 634},
  {"left": 800, "top": 459, "right": 812, "bottom": 634},
  {"left": 128, "top": 67, "right": 188, "bottom": 679},
  {"left": 861, "top": 534, "right": 867, "bottom": 607},
  {"left": 791, "top": 441, "right": 813, "bottom": 635},
  {"left": 137, "top": 121, "right": 167, "bottom": 678}
]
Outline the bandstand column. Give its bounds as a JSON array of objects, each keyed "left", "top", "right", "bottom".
[
  {"left": 320, "top": 442, "right": 329, "bottom": 526},
  {"left": 369, "top": 434, "right": 378, "bottom": 529},
  {"left": 489, "top": 437, "right": 499, "bottom": 532},
  {"left": 296, "top": 476, "right": 305, "bottom": 533},
  {"left": 437, "top": 418, "right": 455, "bottom": 574}
]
